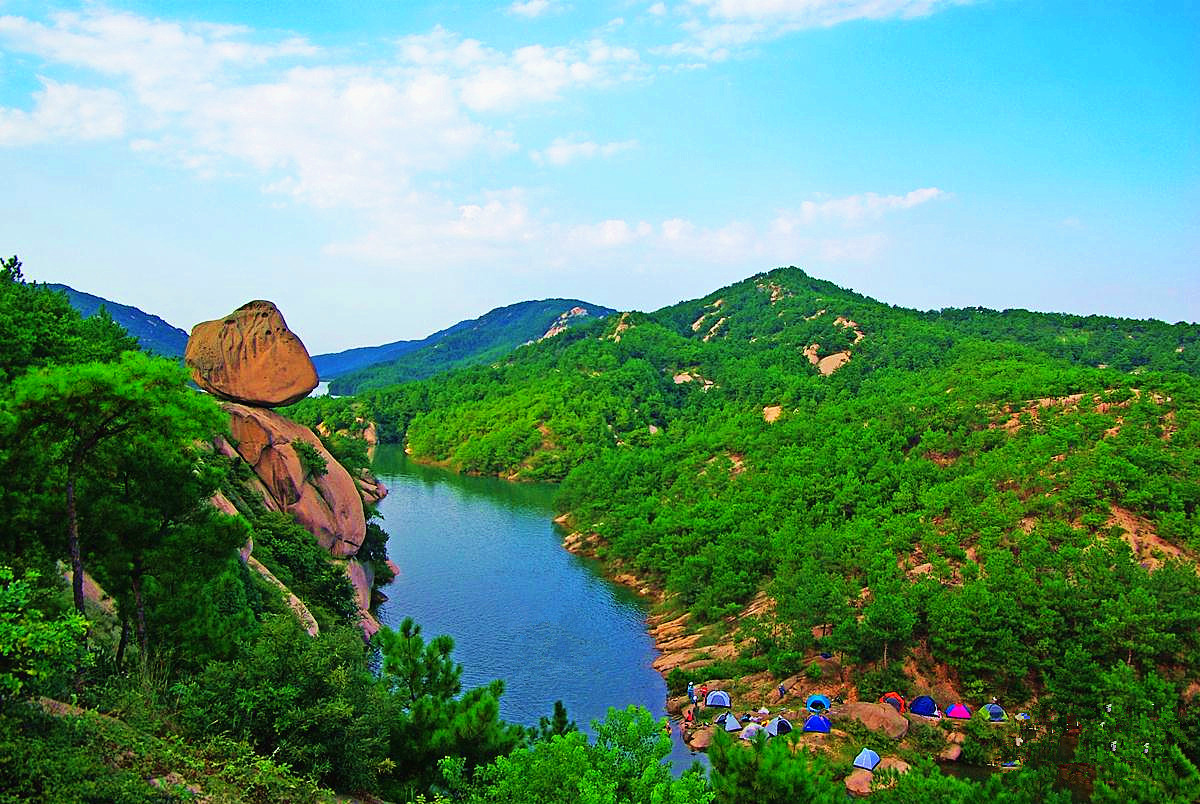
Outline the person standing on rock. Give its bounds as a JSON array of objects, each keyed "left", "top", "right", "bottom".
[{"left": 688, "top": 681, "right": 696, "bottom": 704}]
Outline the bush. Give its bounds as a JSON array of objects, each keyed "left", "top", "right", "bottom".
[{"left": 292, "top": 440, "right": 327, "bottom": 478}]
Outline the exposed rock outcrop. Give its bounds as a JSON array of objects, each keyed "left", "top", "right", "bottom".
[
  {"left": 829, "top": 702, "right": 910, "bottom": 739},
  {"left": 185, "top": 300, "right": 318, "bottom": 407},
  {"left": 345, "top": 559, "right": 381, "bottom": 639},
  {"left": 224, "top": 403, "right": 366, "bottom": 557}
]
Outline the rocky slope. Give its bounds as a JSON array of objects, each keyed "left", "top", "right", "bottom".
[{"left": 188, "top": 301, "right": 388, "bottom": 638}]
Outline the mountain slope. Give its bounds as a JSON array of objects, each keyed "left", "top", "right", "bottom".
[
  {"left": 289, "top": 267, "right": 1200, "bottom": 764},
  {"left": 48, "top": 283, "right": 190, "bottom": 358},
  {"left": 326, "top": 298, "right": 616, "bottom": 392}
]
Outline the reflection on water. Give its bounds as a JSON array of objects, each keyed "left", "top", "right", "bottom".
[{"left": 371, "top": 445, "right": 706, "bottom": 771}]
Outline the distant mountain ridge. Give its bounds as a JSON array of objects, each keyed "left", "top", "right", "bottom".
[
  {"left": 48, "top": 283, "right": 190, "bottom": 358},
  {"left": 50, "top": 284, "right": 616, "bottom": 389},
  {"left": 325, "top": 298, "right": 616, "bottom": 393}
]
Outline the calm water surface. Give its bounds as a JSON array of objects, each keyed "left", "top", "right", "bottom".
[{"left": 371, "top": 446, "right": 705, "bottom": 771}]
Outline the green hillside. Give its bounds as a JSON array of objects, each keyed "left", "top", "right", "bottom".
[
  {"left": 47, "top": 283, "right": 190, "bottom": 359},
  {"left": 327, "top": 297, "right": 616, "bottom": 393},
  {"left": 292, "top": 266, "right": 1200, "bottom": 798}
]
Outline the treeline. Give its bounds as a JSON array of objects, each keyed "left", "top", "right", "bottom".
[{"left": 291, "top": 266, "right": 1200, "bottom": 800}]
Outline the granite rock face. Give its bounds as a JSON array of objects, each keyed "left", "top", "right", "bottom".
[
  {"left": 185, "top": 300, "right": 318, "bottom": 407},
  {"left": 224, "top": 402, "right": 366, "bottom": 558}
]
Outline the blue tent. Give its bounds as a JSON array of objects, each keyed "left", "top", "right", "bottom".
[
  {"left": 802, "top": 714, "right": 831, "bottom": 734},
  {"left": 722, "top": 713, "right": 742, "bottom": 732},
  {"left": 983, "top": 703, "right": 1007, "bottom": 722},
  {"left": 705, "top": 690, "right": 732, "bottom": 708},
  {"left": 805, "top": 694, "right": 831, "bottom": 712},
  {"left": 767, "top": 716, "right": 794, "bottom": 737},
  {"left": 853, "top": 748, "right": 881, "bottom": 771},
  {"left": 910, "top": 695, "right": 939, "bottom": 717}
]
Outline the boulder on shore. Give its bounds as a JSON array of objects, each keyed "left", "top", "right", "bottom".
[{"left": 185, "top": 300, "right": 318, "bottom": 407}]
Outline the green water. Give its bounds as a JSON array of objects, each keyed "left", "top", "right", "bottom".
[{"left": 371, "top": 445, "right": 706, "bottom": 770}]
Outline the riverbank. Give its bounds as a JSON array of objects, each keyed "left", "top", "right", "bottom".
[{"left": 555, "top": 515, "right": 1017, "bottom": 796}]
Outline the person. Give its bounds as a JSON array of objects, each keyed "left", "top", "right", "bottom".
[
  {"left": 685, "top": 707, "right": 695, "bottom": 724},
  {"left": 687, "top": 681, "right": 695, "bottom": 704},
  {"left": 699, "top": 683, "right": 709, "bottom": 702},
  {"left": 778, "top": 683, "right": 786, "bottom": 701}
]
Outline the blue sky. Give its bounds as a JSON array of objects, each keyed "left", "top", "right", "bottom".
[{"left": 1, "top": 1, "right": 1196, "bottom": 352}]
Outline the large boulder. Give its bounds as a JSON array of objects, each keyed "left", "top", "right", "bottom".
[
  {"left": 829, "top": 702, "right": 909, "bottom": 739},
  {"left": 185, "top": 300, "right": 318, "bottom": 407},
  {"left": 224, "top": 403, "right": 365, "bottom": 557}
]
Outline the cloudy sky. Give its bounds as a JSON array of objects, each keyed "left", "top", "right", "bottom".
[{"left": 1, "top": 1, "right": 1196, "bottom": 353}]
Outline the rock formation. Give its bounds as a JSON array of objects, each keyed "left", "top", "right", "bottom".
[
  {"left": 185, "top": 300, "right": 318, "bottom": 407},
  {"left": 829, "top": 702, "right": 910, "bottom": 739},
  {"left": 223, "top": 403, "right": 366, "bottom": 557},
  {"left": 191, "top": 301, "right": 388, "bottom": 639}
]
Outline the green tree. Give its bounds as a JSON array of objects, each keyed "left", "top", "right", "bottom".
[
  {"left": 708, "top": 727, "right": 842, "bottom": 803},
  {"left": 0, "top": 566, "right": 88, "bottom": 699},
  {"left": 3, "top": 352, "right": 225, "bottom": 616}
]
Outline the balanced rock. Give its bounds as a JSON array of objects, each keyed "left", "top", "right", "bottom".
[
  {"left": 223, "top": 403, "right": 365, "bottom": 557},
  {"left": 186, "top": 300, "right": 318, "bottom": 407}
]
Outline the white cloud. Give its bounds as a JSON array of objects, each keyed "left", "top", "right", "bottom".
[
  {"left": 0, "top": 78, "right": 125, "bottom": 144},
  {"left": 661, "top": 0, "right": 972, "bottom": 60},
  {"left": 693, "top": 0, "right": 968, "bottom": 24},
  {"left": 772, "top": 187, "right": 948, "bottom": 230},
  {"left": 649, "top": 3, "right": 669, "bottom": 16},
  {"left": 396, "top": 29, "right": 643, "bottom": 113},
  {"left": 532, "top": 137, "right": 638, "bottom": 165},
  {"left": 0, "top": 11, "right": 641, "bottom": 208},
  {"left": 509, "top": 0, "right": 559, "bottom": 18}
]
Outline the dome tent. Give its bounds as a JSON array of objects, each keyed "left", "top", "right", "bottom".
[
  {"left": 740, "top": 723, "right": 765, "bottom": 741},
  {"left": 983, "top": 703, "right": 1007, "bottom": 721},
  {"left": 946, "top": 703, "right": 972, "bottom": 720},
  {"left": 705, "top": 690, "right": 732, "bottom": 708},
  {"left": 853, "top": 748, "right": 881, "bottom": 771},
  {"left": 910, "top": 695, "right": 939, "bottom": 717},
  {"left": 801, "top": 714, "right": 831, "bottom": 733},
  {"left": 805, "top": 694, "right": 831, "bottom": 712},
  {"left": 879, "top": 692, "right": 907, "bottom": 713},
  {"left": 767, "top": 716, "right": 795, "bottom": 736}
]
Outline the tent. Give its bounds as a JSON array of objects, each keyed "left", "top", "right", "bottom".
[
  {"left": 705, "top": 690, "right": 732, "bottom": 708},
  {"left": 801, "top": 714, "right": 830, "bottom": 734},
  {"left": 767, "top": 716, "right": 795, "bottom": 737},
  {"left": 910, "top": 695, "right": 939, "bottom": 717},
  {"left": 853, "top": 748, "right": 881, "bottom": 771},
  {"left": 740, "top": 723, "right": 765, "bottom": 741},
  {"left": 983, "top": 703, "right": 1007, "bottom": 722},
  {"left": 723, "top": 714, "right": 743, "bottom": 732},
  {"left": 1015, "top": 712, "right": 1032, "bottom": 721},
  {"left": 805, "top": 694, "right": 831, "bottom": 712},
  {"left": 946, "top": 703, "right": 972, "bottom": 720},
  {"left": 880, "top": 692, "right": 907, "bottom": 714}
]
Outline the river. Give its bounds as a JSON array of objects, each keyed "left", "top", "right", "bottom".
[{"left": 370, "top": 445, "right": 706, "bottom": 771}]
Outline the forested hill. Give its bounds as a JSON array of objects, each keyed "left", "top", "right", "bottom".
[
  {"left": 289, "top": 266, "right": 1200, "bottom": 797},
  {"left": 325, "top": 297, "right": 616, "bottom": 392},
  {"left": 48, "top": 283, "right": 190, "bottom": 358}
]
